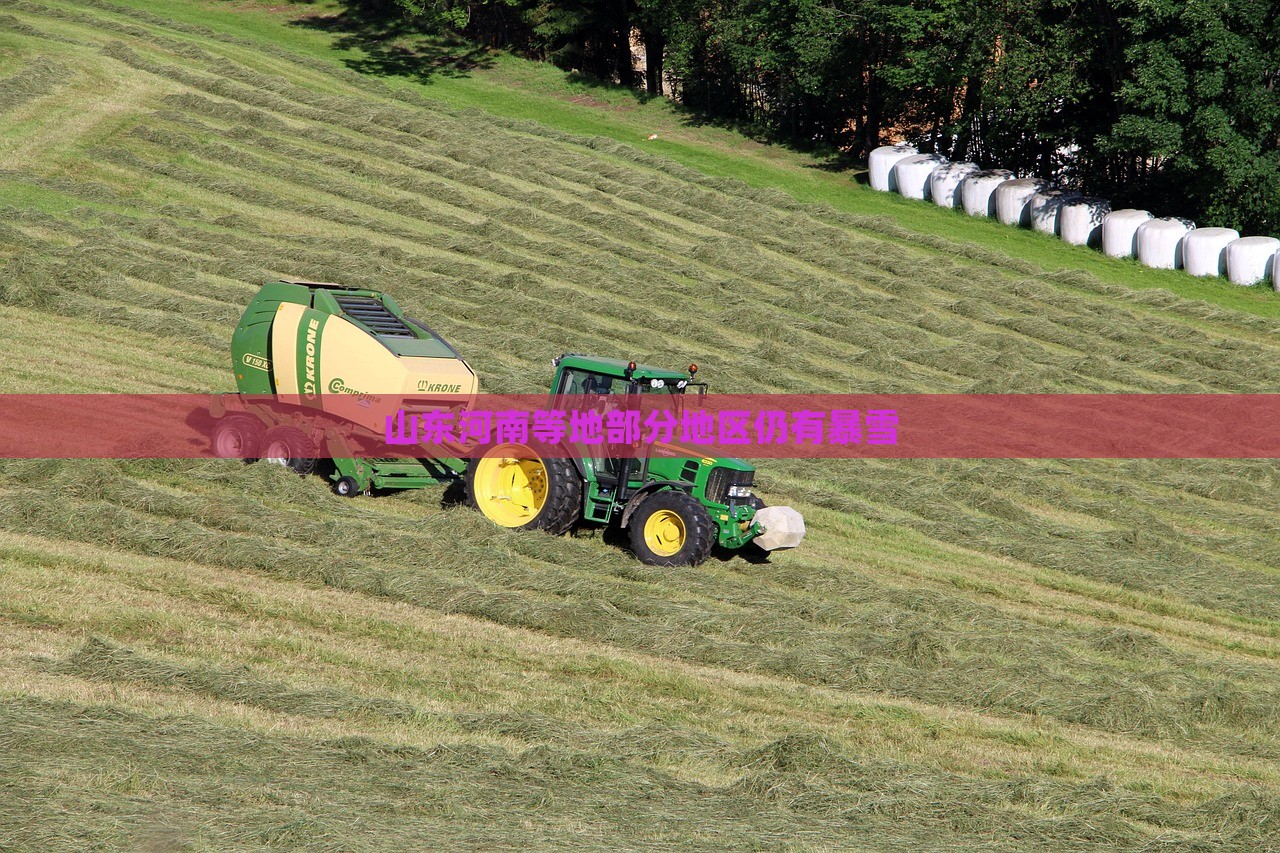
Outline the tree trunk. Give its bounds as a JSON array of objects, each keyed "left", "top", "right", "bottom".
[
  {"left": 863, "top": 78, "right": 883, "bottom": 155},
  {"left": 615, "top": 0, "right": 633, "bottom": 87},
  {"left": 643, "top": 31, "right": 665, "bottom": 96},
  {"left": 953, "top": 75, "right": 983, "bottom": 161}
]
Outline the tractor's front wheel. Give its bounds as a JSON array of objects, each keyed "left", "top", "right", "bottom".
[
  {"left": 465, "top": 443, "right": 581, "bottom": 535},
  {"left": 628, "top": 490, "right": 715, "bottom": 567}
]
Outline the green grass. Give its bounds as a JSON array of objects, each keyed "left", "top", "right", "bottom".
[{"left": 3, "top": 0, "right": 1280, "bottom": 848}]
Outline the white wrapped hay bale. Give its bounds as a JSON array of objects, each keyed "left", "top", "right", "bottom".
[
  {"left": 868, "top": 144, "right": 918, "bottom": 192},
  {"left": 960, "top": 169, "right": 1015, "bottom": 217},
  {"left": 994, "top": 178, "right": 1048, "bottom": 227},
  {"left": 1182, "top": 227, "right": 1239, "bottom": 277},
  {"left": 892, "top": 153, "right": 948, "bottom": 200},
  {"left": 1060, "top": 198, "right": 1111, "bottom": 247},
  {"left": 1274, "top": 251, "right": 1280, "bottom": 292},
  {"left": 1135, "top": 217, "right": 1195, "bottom": 270},
  {"left": 752, "top": 506, "right": 806, "bottom": 551},
  {"left": 930, "top": 161, "right": 980, "bottom": 208},
  {"left": 1225, "top": 236, "right": 1280, "bottom": 285},
  {"left": 1029, "top": 189, "right": 1082, "bottom": 236},
  {"left": 1102, "top": 209, "right": 1153, "bottom": 258}
]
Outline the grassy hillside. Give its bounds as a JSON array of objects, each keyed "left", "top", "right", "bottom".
[{"left": 3, "top": 1, "right": 1280, "bottom": 848}]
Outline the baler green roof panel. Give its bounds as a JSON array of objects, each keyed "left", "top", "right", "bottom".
[
  {"left": 301, "top": 286, "right": 456, "bottom": 358},
  {"left": 330, "top": 294, "right": 456, "bottom": 357},
  {"left": 334, "top": 295, "right": 415, "bottom": 337}
]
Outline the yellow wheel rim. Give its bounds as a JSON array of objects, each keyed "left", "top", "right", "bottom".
[
  {"left": 643, "top": 509, "right": 686, "bottom": 557},
  {"left": 472, "top": 444, "right": 548, "bottom": 527}
]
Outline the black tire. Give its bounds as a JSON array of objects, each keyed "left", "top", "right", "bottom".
[
  {"left": 334, "top": 476, "right": 362, "bottom": 497},
  {"left": 627, "top": 490, "right": 715, "bottom": 567},
  {"left": 211, "top": 414, "right": 265, "bottom": 461},
  {"left": 464, "top": 442, "right": 581, "bottom": 535},
  {"left": 260, "top": 426, "right": 318, "bottom": 477}
]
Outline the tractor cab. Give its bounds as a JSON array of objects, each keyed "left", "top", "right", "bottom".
[
  {"left": 550, "top": 353, "right": 691, "bottom": 490},
  {"left": 552, "top": 354, "right": 702, "bottom": 401},
  {"left": 548, "top": 354, "right": 762, "bottom": 552}
]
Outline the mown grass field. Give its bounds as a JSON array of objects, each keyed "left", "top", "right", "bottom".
[{"left": 3, "top": 1, "right": 1280, "bottom": 848}]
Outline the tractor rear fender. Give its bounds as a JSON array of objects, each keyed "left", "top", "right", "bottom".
[{"left": 619, "top": 480, "right": 693, "bottom": 528}]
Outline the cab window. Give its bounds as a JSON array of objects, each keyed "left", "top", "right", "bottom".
[{"left": 556, "top": 368, "right": 617, "bottom": 396}]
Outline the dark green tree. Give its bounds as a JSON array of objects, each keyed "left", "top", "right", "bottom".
[{"left": 1090, "top": 0, "right": 1280, "bottom": 232}]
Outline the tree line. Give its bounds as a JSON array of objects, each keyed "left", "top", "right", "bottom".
[{"left": 369, "top": 0, "right": 1280, "bottom": 234}]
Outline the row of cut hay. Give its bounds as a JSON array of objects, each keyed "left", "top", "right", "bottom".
[
  {"left": 809, "top": 457, "right": 1280, "bottom": 624},
  {"left": 0, "top": 696, "right": 913, "bottom": 849},
  {"left": 58, "top": 636, "right": 745, "bottom": 769},
  {"left": 85, "top": 450, "right": 1280, "bottom": 676},
  {"left": 7, "top": 459, "right": 1280, "bottom": 752},
  {"left": 0, "top": 54, "right": 69, "bottom": 112},
  {"left": 13, "top": 689, "right": 1272, "bottom": 849},
  {"left": 94, "top": 111, "right": 1044, "bottom": 386},
  {"left": 137, "top": 103, "right": 747, "bottom": 285},
  {"left": 112, "top": 38, "right": 1070, "bottom": 297}
]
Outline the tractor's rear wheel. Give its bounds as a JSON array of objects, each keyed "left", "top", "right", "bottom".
[
  {"left": 261, "top": 426, "right": 318, "bottom": 477},
  {"left": 628, "top": 490, "right": 715, "bottom": 567},
  {"left": 211, "top": 414, "right": 265, "bottom": 461},
  {"left": 465, "top": 443, "right": 581, "bottom": 535}
]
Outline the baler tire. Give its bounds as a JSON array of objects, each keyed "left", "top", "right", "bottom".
[
  {"left": 465, "top": 443, "right": 581, "bottom": 536},
  {"left": 211, "top": 414, "right": 266, "bottom": 461},
  {"left": 334, "top": 476, "right": 362, "bottom": 497},
  {"left": 260, "top": 426, "right": 318, "bottom": 477},
  {"left": 627, "top": 490, "right": 715, "bottom": 568}
]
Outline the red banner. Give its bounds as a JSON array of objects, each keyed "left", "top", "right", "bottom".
[{"left": 0, "top": 393, "right": 1277, "bottom": 458}]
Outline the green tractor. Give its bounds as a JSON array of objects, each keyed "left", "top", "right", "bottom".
[{"left": 212, "top": 280, "right": 804, "bottom": 566}]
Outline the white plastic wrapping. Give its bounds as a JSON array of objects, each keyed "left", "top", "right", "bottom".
[
  {"left": 1102, "top": 209, "right": 1153, "bottom": 258},
  {"left": 994, "top": 178, "right": 1047, "bottom": 227},
  {"left": 1135, "top": 218, "right": 1195, "bottom": 270},
  {"left": 1059, "top": 198, "right": 1111, "bottom": 247},
  {"left": 892, "top": 153, "right": 948, "bottom": 200},
  {"left": 959, "top": 169, "right": 1016, "bottom": 217},
  {"left": 1029, "top": 189, "right": 1082, "bottom": 236},
  {"left": 868, "top": 144, "right": 918, "bottom": 192},
  {"left": 930, "top": 161, "right": 980, "bottom": 208},
  {"left": 752, "top": 506, "right": 806, "bottom": 551},
  {"left": 1225, "top": 236, "right": 1280, "bottom": 285},
  {"left": 1181, "top": 227, "right": 1239, "bottom": 277}
]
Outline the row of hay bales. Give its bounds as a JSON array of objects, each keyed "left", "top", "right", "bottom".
[{"left": 870, "top": 145, "right": 1280, "bottom": 287}]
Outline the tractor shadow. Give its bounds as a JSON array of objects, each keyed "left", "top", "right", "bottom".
[
  {"left": 600, "top": 522, "right": 772, "bottom": 566},
  {"left": 439, "top": 478, "right": 468, "bottom": 508},
  {"left": 713, "top": 541, "right": 772, "bottom": 565}
]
